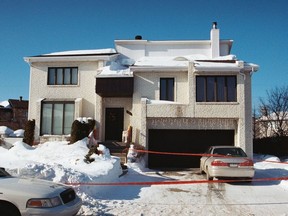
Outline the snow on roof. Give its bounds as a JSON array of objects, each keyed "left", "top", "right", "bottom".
[
  {"left": 173, "top": 54, "right": 236, "bottom": 61},
  {"left": 0, "top": 100, "right": 10, "bottom": 108},
  {"left": 147, "top": 99, "right": 182, "bottom": 105},
  {"left": 194, "top": 61, "right": 240, "bottom": 70},
  {"left": 42, "top": 48, "right": 117, "bottom": 56},
  {"left": 96, "top": 54, "right": 258, "bottom": 77},
  {"left": 133, "top": 54, "right": 238, "bottom": 68},
  {"left": 193, "top": 61, "right": 259, "bottom": 72},
  {"left": 97, "top": 61, "right": 132, "bottom": 77},
  {"left": 134, "top": 56, "right": 189, "bottom": 67}
]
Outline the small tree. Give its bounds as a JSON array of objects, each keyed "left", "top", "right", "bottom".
[
  {"left": 23, "top": 119, "right": 35, "bottom": 146},
  {"left": 69, "top": 119, "right": 96, "bottom": 144},
  {"left": 258, "top": 85, "right": 288, "bottom": 137}
]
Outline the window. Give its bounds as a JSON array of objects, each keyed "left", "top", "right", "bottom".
[
  {"left": 196, "top": 76, "right": 236, "bottom": 102},
  {"left": 48, "top": 67, "right": 78, "bottom": 85},
  {"left": 41, "top": 101, "right": 74, "bottom": 135},
  {"left": 160, "top": 78, "right": 174, "bottom": 101}
]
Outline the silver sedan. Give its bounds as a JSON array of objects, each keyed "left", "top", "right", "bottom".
[
  {"left": 0, "top": 167, "right": 82, "bottom": 216},
  {"left": 200, "top": 146, "right": 255, "bottom": 181}
]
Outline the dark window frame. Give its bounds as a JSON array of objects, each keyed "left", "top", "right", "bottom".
[
  {"left": 160, "top": 78, "right": 175, "bottom": 101},
  {"left": 48, "top": 67, "right": 78, "bottom": 85},
  {"left": 196, "top": 76, "right": 237, "bottom": 102},
  {"left": 40, "top": 101, "right": 74, "bottom": 136}
]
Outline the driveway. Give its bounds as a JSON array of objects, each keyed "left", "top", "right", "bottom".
[{"left": 89, "top": 167, "right": 288, "bottom": 216}]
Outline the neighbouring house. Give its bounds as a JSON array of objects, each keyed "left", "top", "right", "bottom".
[
  {"left": 0, "top": 97, "right": 28, "bottom": 131},
  {"left": 24, "top": 23, "right": 259, "bottom": 168},
  {"left": 254, "top": 112, "right": 288, "bottom": 138}
]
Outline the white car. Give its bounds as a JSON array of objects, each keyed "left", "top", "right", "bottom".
[
  {"left": 200, "top": 146, "right": 255, "bottom": 181},
  {"left": 0, "top": 167, "right": 82, "bottom": 216}
]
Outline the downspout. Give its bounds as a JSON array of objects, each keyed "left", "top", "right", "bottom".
[{"left": 237, "top": 61, "right": 246, "bottom": 79}]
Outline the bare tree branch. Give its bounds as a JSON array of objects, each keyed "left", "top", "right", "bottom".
[{"left": 258, "top": 85, "right": 288, "bottom": 137}]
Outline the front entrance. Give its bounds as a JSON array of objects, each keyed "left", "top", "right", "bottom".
[{"left": 105, "top": 108, "right": 124, "bottom": 141}]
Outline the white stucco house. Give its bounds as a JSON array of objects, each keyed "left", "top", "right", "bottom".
[{"left": 24, "top": 23, "right": 259, "bottom": 168}]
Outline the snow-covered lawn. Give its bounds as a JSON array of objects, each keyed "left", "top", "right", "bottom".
[{"left": 0, "top": 139, "right": 288, "bottom": 215}]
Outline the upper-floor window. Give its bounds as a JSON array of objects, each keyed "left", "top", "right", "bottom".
[
  {"left": 160, "top": 78, "right": 174, "bottom": 101},
  {"left": 41, "top": 101, "right": 74, "bottom": 135},
  {"left": 196, "top": 76, "right": 236, "bottom": 102},
  {"left": 48, "top": 67, "right": 78, "bottom": 85}
]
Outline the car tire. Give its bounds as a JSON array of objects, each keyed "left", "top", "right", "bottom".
[
  {"left": 206, "top": 172, "right": 213, "bottom": 181},
  {"left": 0, "top": 203, "right": 21, "bottom": 216},
  {"left": 199, "top": 166, "right": 204, "bottom": 174}
]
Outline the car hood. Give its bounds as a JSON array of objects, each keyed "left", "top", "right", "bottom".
[{"left": 0, "top": 176, "right": 70, "bottom": 197}]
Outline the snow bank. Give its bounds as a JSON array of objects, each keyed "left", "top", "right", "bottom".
[
  {"left": 9, "top": 129, "right": 25, "bottom": 137},
  {"left": 0, "top": 139, "right": 122, "bottom": 197},
  {"left": 0, "top": 126, "right": 14, "bottom": 136},
  {"left": 254, "top": 154, "right": 281, "bottom": 162}
]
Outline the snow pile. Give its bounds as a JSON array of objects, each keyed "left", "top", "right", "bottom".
[
  {"left": 0, "top": 139, "right": 122, "bottom": 204},
  {"left": 254, "top": 154, "right": 288, "bottom": 188},
  {"left": 0, "top": 126, "right": 14, "bottom": 136},
  {"left": 0, "top": 126, "right": 24, "bottom": 137},
  {"left": 254, "top": 154, "right": 281, "bottom": 162},
  {"left": 9, "top": 129, "right": 25, "bottom": 137}
]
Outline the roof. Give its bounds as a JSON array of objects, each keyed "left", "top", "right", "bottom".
[
  {"left": 37, "top": 48, "right": 117, "bottom": 57},
  {"left": 130, "top": 55, "right": 259, "bottom": 73},
  {"left": 24, "top": 49, "right": 118, "bottom": 63},
  {"left": 97, "top": 53, "right": 259, "bottom": 77},
  {"left": 8, "top": 99, "right": 28, "bottom": 109}
]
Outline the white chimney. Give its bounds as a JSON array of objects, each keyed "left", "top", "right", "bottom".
[{"left": 210, "top": 22, "right": 220, "bottom": 59}]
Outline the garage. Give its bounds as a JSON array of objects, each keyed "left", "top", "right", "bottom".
[{"left": 148, "top": 129, "right": 234, "bottom": 169}]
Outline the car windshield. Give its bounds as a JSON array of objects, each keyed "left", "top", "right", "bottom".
[{"left": 212, "top": 148, "right": 247, "bottom": 157}]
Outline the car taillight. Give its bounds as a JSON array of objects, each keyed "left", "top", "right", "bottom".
[
  {"left": 239, "top": 159, "right": 254, "bottom": 166},
  {"left": 211, "top": 160, "right": 228, "bottom": 166}
]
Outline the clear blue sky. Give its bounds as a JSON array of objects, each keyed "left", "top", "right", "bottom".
[{"left": 0, "top": 0, "right": 287, "bottom": 108}]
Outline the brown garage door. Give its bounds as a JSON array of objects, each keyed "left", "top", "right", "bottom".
[{"left": 148, "top": 129, "right": 234, "bottom": 169}]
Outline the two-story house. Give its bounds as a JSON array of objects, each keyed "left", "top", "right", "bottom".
[{"left": 25, "top": 23, "right": 259, "bottom": 168}]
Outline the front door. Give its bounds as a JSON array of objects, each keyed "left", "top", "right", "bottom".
[{"left": 105, "top": 108, "right": 124, "bottom": 141}]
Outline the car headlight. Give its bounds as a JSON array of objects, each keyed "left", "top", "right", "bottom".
[{"left": 27, "top": 196, "right": 62, "bottom": 208}]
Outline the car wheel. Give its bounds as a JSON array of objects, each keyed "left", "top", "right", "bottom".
[
  {"left": 206, "top": 171, "right": 213, "bottom": 181},
  {"left": 199, "top": 166, "right": 204, "bottom": 174},
  {"left": 0, "top": 203, "right": 21, "bottom": 216}
]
